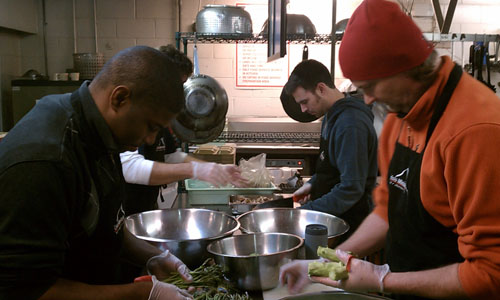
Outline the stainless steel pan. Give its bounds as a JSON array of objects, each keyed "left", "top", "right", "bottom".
[{"left": 171, "top": 45, "right": 228, "bottom": 143}]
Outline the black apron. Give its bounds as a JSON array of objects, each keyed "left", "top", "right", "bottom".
[
  {"left": 310, "top": 100, "right": 371, "bottom": 244},
  {"left": 123, "top": 128, "right": 179, "bottom": 216},
  {"left": 386, "top": 64, "right": 465, "bottom": 300}
]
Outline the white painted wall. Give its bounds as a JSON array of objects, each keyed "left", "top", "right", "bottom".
[{"left": 1, "top": 0, "right": 500, "bottom": 130}]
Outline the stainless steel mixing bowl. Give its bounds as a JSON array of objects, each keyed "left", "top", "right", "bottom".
[
  {"left": 125, "top": 208, "right": 239, "bottom": 269},
  {"left": 207, "top": 233, "right": 303, "bottom": 291},
  {"left": 196, "top": 5, "right": 253, "bottom": 34},
  {"left": 237, "top": 208, "right": 349, "bottom": 247}
]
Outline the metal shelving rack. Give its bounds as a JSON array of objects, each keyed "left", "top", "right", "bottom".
[{"left": 174, "top": 32, "right": 343, "bottom": 49}]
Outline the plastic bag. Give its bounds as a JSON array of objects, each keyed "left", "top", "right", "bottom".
[{"left": 238, "top": 153, "right": 273, "bottom": 188}]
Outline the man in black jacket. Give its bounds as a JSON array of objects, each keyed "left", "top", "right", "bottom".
[
  {"left": 0, "top": 46, "right": 192, "bottom": 300},
  {"left": 285, "top": 59, "right": 378, "bottom": 242}
]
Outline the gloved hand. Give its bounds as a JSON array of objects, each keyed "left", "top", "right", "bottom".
[
  {"left": 279, "top": 260, "right": 312, "bottom": 294},
  {"left": 146, "top": 250, "right": 192, "bottom": 282},
  {"left": 311, "top": 249, "right": 391, "bottom": 293},
  {"left": 191, "top": 161, "right": 247, "bottom": 187},
  {"left": 148, "top": 275, "right": 193, "bottom": 300},
  {"left": 293, "top": 182, "right": 312, "bottom": 204}
]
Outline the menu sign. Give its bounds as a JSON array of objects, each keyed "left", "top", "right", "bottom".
[{"left": 236, "top": 43, "right": 290, "bottom": 88}]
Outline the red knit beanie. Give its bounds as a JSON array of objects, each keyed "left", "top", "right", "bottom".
[{"left": 339, "top": 0, "right": 433, "bottom": 81}]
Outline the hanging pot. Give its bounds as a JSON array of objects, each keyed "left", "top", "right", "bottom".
[
  {"left": 171, "top": 45, "right": 228, "bottom": 144},
  {"left": 280, "top": 45, "right": 319, "bottom": 123}
]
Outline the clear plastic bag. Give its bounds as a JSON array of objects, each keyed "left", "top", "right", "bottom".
[{"left": 238, "top": 153, "right": 273, "bottom": 188}]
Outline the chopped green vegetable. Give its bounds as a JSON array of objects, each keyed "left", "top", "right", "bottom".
[
  {"left": 317, "top": 246, "right": 340, "bottom": 262},
  {"left": 308, "top": 261, "right": 348, "bottom": 281},
  {"left": 163, "top": 258, "right": 251, "bottom": 300}
]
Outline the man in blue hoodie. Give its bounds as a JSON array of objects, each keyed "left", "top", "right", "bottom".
[{"left": 285, "top": 59, "right": 378, "bottom": 242}]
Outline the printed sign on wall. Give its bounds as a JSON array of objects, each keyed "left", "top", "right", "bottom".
[{"left": 236, "top": 43, "right": 290, "bottom": 88}]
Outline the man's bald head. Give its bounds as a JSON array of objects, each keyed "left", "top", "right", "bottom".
[{"left": 91, "top": 46, "right": 184, "bottom": 115}]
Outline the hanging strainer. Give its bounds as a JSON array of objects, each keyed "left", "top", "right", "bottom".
[{"left": 73, "top": 53, "right": 105, "bottom": 80}]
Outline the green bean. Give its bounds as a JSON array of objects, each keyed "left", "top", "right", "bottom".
[{"left": 163, "top": 258, "right": 250, "bottom": 300}]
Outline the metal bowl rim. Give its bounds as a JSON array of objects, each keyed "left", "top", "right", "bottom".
[
  {"left": 125, "top": 208, "right": 240, "bottom": 242},
  {"left": 206, "top": 232, "right": 304, "bottom": 258},
  {"left": 236, "top": 207, "right": 350, "bottom": 238},
  {"left": 203, "top": 4, "right": 245, "bottom": 9},
  {"left": 280, "top": 290, "right": 391, "bottom": 300}
]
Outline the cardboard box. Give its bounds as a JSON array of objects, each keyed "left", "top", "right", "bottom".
[{"left": 192, "top": 143, "right": 236, "bottom": 164}]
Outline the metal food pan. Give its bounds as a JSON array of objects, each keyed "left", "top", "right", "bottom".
[
  {"left": 229, "top": 194, "right": 282, "bottom": 214},
  {"left": 185, "top": 179, "right": 279, "bottom": 205}
]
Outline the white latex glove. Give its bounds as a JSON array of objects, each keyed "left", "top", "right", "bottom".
[
  {"left": 191, "top": 161, "right": 247, "bottom": 187},
  {"left": 311, "top": 249, "right": 391, "bottom": 293},
  {"left": 293, "top": 182, "right": 312, "bottom": 204},
  {"left": 148, "top": 275, "right": 193, "bottom": 300},
  {"left": 279, "top": 260, "right": 312, "bottom": 294},
  {"left": 146, "top": 250, "right": 192, "bottom": 282}
]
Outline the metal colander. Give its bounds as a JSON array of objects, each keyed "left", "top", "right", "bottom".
[{"left": 73, "top": 53, "right": 105, "bottom": 79}]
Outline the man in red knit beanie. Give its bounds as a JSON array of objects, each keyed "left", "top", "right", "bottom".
[{"left": 279, "top": 0, "right": 500, "bottom": 299}]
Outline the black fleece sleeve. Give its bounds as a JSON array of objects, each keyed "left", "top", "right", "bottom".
[{"left": 0, "top": 161, "right": 76, "bottom": 300}]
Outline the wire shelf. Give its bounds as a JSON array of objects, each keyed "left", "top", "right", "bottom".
[{"left": 175, "top": 32, "right": 343, "bottom": 44}]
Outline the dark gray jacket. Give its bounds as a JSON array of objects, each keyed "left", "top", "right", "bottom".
[
  {"left": 0, "top": 83, "right": 126, "bottom": 299},
  {"left": 301, "top": 96, "right": 378, "bottom": 238}
]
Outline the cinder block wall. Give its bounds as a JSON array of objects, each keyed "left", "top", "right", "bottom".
[{"left": 1, "top": 0, "right": 500, "bottom": 130}]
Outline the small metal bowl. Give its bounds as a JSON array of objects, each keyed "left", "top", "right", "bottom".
[
  {"left": 207, "top": 233, "right": 303, "bottom": 291},
  {"left": 125, "top": 208, "right": 239, "bottom": 269},
  {"left": 237, "top": 208, "right": 349, "bottom": 247}
]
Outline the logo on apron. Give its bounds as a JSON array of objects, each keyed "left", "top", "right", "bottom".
[
  {"left": 389, "top": 167, "right": 409, "bottom": 193},
  {"left": 113, "top": 204, "right": 125, "bottom": 234},
  {"left": 319, "top": 151, "right": 325, "bottom": 161}
]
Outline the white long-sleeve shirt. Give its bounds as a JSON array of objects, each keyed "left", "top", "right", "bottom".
[{"left": 120, "top": 149, "right": 188, "bottom": 185}]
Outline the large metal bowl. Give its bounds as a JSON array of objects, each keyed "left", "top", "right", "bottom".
[
  {"left": 280, "top": 291, "right": 391, "bottom": 300},
  {"left": 196, "top": 5, "right": 253, "bottom": 35},
  {"left": 207, "top": 233, "right": 303, "bottom": 291},
  {"left": 237, "top": 208, "right": 349, "bottom": 248},
  {"left": 125, "top": 209, "right": 239, "bottom": 269}
]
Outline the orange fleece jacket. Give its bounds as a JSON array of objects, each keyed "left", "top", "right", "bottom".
[{"left": 373, "top": 56, "right": 500, "bottom": 299}]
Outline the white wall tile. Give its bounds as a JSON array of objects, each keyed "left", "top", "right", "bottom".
[
  {"left": 155, "top": 19, "right": 177, "bottom": 38},
  {"left": 97, "top": 19, "right": 117, "bottom": 38},
  {"left": 76, "top": 18, "right": 95, "bottom": 38},
  {"left": 414, "top": 17, "right": 436, "bottom": 33},
  {"left": 213, "top": 44, "right": 236, "bottom": 59},
  {"left": 412, "top": 3, "right": 435, "bottom": 17},
  {"left": 462, "top": 0, "right": 500, "bottom": 4},
  {"left": 47, "top": 54, "right": 73, "bottom": 73},
  {"left": 20, "top": 35, "right": 44, "bottom": 58},
  {"left": 137, "top": 38, "right": 175, "bottom": 48},
  {"left": 97, "top": 38, "right": 136, "bottom": 59},
  {"left": 21, "top": 56, "right": 45, "bottom": 74},
  {"left": 187, "top": 44, "right": 214, "bottom": 58},
  {"left": 231, "top": 97, "right": 287, "bottom": 117},
  {"left": 137, "top": 0, "right": 177, "bottom": 18},
  {"left": 75, "top": 0, "right": 94, "bottom": 19},
  {"left": 198, "top": 58, "right": 233, "bottom": 77},
  {"left": 45, "top": 0, "right": 72, "bottom": 20},
  {"left": 454, "top": 5, "right": 482, "bottom": 24},
  {"left": 0, "top": 34, "right": 21, "bottom": 56},
  {"left": 461, "top": 23, "right": 493, "bottom": 33},
  {"left": 116, "top": 19, "right": 155, "bottom": 38},
  {"left": 46, "top": 19, "right": 74, "bottom": 38},
  {"left": 76, "top": 37, "right": 98, "bottom": 53},
  {"left": 96, "top": 0, "right": 135, "bottom": 19}
]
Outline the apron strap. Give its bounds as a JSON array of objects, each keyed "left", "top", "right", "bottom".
[{"left": 424, "top": 64, "right": 463, "bottom": 146}]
